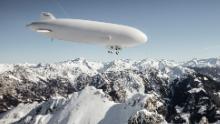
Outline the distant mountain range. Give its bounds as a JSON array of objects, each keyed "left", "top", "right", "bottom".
[{"left": 0, "top": 58, "right": 220, "bottom": 124}]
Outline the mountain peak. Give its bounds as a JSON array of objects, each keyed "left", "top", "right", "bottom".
[
  {"left": 184, "top": 57, "right": 220, "bottom": 67},
  {"left": 0, "top": 58, "right": 220, "bottom": 124}
]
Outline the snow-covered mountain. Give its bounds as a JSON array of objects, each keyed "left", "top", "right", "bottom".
[
  {"left": 0, "top": 58, "right": 220, "bottom": 124},
  {"left": 183, "top": 58, "right": 220, "bottom": 68}
]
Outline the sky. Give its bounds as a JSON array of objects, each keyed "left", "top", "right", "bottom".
[{"left": 0, "top": 0, "right": 220, "bottom": 63}]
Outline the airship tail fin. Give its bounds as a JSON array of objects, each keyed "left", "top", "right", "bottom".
[{"left": 40, "top": 12, "right": 56, "bottom": 20}]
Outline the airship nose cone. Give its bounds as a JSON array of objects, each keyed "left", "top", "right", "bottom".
[
  {"left": 141, "top": 33, "right": 148, "bottom": 43},
  {"left": 136, "top": 30, "right": 148, "bottom": 44}
]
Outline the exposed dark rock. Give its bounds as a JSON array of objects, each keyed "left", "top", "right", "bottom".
[
  {"left": 128, "top": 110, "right": 165, "bottom": 124},
  {"left": 1, "top": 58, "right": 220, "bottom": 123},
  {"left": 191, "top": 67, "right": 220, "bottom": 81},
  {"left": 166, "top": 73, "right": 220, "bottom": 123},
  {"left": 0, "top": 75, "right": 74, "bottom": 113}
]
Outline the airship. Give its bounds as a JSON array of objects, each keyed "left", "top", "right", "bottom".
[{"left": 27, "top": 12, "right": 148, "bottom": 55}]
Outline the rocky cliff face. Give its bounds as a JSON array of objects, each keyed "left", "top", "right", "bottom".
[{"left": 0, "top": 58, "right": 220, "bottom": 124}]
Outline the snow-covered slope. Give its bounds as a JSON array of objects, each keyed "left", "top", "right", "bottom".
[
  {"left": 0, "top": 58, "right": 220, "bottom": 124},
  {"left": 183, "top": 58, "right": 220, "bottom": 68}
]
